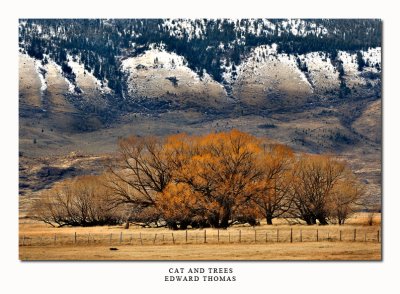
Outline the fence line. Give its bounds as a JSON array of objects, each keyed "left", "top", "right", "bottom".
[{"left": 19, "top": 228, "right": 381, "bottom": 247}]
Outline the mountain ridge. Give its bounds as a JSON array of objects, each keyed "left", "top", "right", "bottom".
[{"left": 18, "top": 19, "right": 382, "bottom": 207}]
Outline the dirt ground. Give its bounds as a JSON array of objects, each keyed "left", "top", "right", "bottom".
[{"left": 19, "top": 242, "right": 381, "bottom": 261}]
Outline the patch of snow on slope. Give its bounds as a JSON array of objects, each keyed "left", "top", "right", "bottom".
[
  {"left": 162, "top": 19, "right": 205, "bottom": 40},
  {"left": 298, "top": 52, "right": 340, "bottom": 95},
  {"left": 67, "top": 55, "right": 111, "bottom": 94},
  {"left": 338, "top": 51, "right": 367, "bottom": 89},
  {"left": 222, "top": 44, "right": 278, "bottom": 85},
  {"left": 230, "top": 45, "right": 314, "bottom": 104},
  {"left": 362, "top": 47, "right": 381, "bottom": 68},
  {"left": 124, "top": 45, "right": 185, "bottom": 70},
  {"left": 162, "top": 19, "right": 329, "bottom": 40},
  {"left": 33, "top": 57, "right": 47, "bottom": 92},
  {"left": 50, "top": 60, "right": 76, "bottom": 93},
  {"left": 121, "top": 46, "right": 227, "bottom": 103},
  {"left": 277, "top": 53, "right": 313, "bottom": 89}
]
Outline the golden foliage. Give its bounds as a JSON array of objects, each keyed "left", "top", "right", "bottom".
[{"left": 31, "top": 130, "right": 364, "bottom": 228}]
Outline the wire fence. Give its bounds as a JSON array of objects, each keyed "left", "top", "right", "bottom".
[{"left": 19, "top": 227, "right": 381, "bottom": 247}]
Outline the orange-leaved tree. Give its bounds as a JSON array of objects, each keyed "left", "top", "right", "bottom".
[
  {"left": 165, "top": 130, "right": 263, "bottom": 228},
  {"left": 252, "top": 143, "right": 294, "bottom": 225}
]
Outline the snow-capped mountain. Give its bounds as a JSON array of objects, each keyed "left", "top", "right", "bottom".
[
  {"left": 19, "top": 19, "right": 382, "bottom": 206},
  {"left": 19, "top": 18, "right": 381, "bottom": 132},
  {"left": 19, "top": 19, "right": 381, "bottom": 109}
]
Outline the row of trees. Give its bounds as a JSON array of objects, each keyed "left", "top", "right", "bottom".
[{"left": 32, "top": 130, "right": 363, "bottom": 229}]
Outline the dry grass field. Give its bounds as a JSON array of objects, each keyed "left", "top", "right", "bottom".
[
  {"left": 19, "top": 213, "right": 381, "bottom": 261},
  {"left": 19, "top": 242, "right": 381, "bottom": 261}
]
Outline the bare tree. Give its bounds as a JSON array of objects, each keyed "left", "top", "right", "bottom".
[
  {"left": 252, "top": 144, "right": 294, "bottom": 225},
  {"left": 329, "top": 176, "right": 363, "bottom": 225},
  {"left": 105, "top": 136, "right": 172, "bottom": 223},
  {"left": 30, "top": 175, "right": 124, "bottom": 227},
  {"left": 289, "top": 154, "right": 346, "bottom": 225}
]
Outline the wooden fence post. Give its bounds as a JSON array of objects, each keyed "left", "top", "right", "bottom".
[
  {"left": 377, "top": 230, "right": 380, "bottom": 243},
  {"left": 239, "top": 230, "right": 241, "bottom": 243},
  {"left": 74, "top": 232, "right": 77, "bottom": 244},
  {"left": 229, "top": 232, "right": 231, "bottom": 243},
  {"left": 266, "top": 232, "right": 268, "bottom": 243},
  {"left": 186, "top": 230, "right": 188, "bottom": 244},
  {"left": 277, "top": 229, "right": 279, "bottom": 243},
  {"left": 316, "top": 229, "right": 318, "bottom": 242},
  {"left": 88, "top": 233, "right": 90, "bottom": 244},
  {"left": 354, "top": 229, "right": 357, "bottom": 242},
  {"left": 340, "top": 230, "right": 342, "bottom": 241},
  {"left": 153, "top": 234, "right": 157, "bottom": 245},
  {"left": 218, "top": 229, "right": 220, "bottom": 243},
  {"left": 204, "top": 230, "right": 207, "bottom": 243},
  {"left": 172, "top": 233, "right": 175, "bottom": 244},
  {"left": 254, "top": 229, "right": 257, "bottom": 243},
  {"left": 290, "top": 228, "right": 293, "bottom": 243},
  {"left": 54, "top": 234, "right": 56, "bottom": 245},
  {"left": 300, "top": 230, "right": 302, "bottom": 242}
]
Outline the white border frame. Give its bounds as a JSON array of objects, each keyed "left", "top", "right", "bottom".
[{"left": 2, "top": 1, "right": 399, "bottom": 293}]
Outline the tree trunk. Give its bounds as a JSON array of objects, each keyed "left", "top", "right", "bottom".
[
  {"left": 208, "top": 214, "right": 220, "bottom": 228},
  {"left": 220, "top": 213, "right": 230, "bottom": 229},
  {"left": 317, "top": 216, "right": 328, "bottom": 225},
  {"left": 310, "top": 216, "right": 317, "bottom": 225},
  {"left": 303, "top": 214, "right": 315, "bottom": 225},
  {"left": 124, "top": 221, "right": 130, "bottom": 229},
  {"left": 167, "top": 221, "right": 178, "bottom": 230},
  {"left": 266, "top": 212, "right": 273, "bottom": 225},
  {"left": 179, "top": 221, "right": 189, "bottom": 230}
]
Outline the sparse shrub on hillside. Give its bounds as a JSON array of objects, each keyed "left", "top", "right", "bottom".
[
  {"left": 257, "top": 124, "right": 277, "bottom": 129},
  {"left": 166, "top": 76, "right": 178, "bottom": 87}
]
